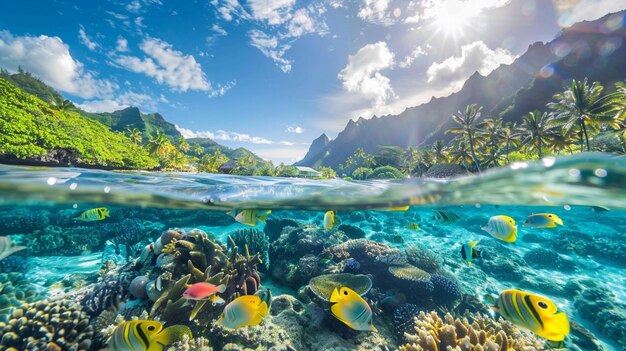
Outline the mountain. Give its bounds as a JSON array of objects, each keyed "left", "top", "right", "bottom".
[
  {"left": 0, "top": 69, "right": 64, "bottom": 105},
  {"left": 0, "top": 77, "right": 157, "bottom": 169},
  {"left": 186, "top": 138, "right": 265, "bottom": 163},
  {"left": 298, "top": 11, "right": 626, "bottom": 168},
  {"left": 83, "top": 107, "right": 182, "bottom": 141},
  {"left": 296, "top": 133, "right": 330, "bottom": 167}
]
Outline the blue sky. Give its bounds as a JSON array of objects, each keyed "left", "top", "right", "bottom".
[{"left": 1, "top": 0, "right": 625, "bottom": 163}]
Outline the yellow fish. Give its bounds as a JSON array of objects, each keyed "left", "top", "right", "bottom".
[
  {"left": 524, "top": 213, "right": 563, "bottom": 229},
  {"left": 216, "top": 295, "right": 269, "bottom": 329},
  {"left": 228, "top": 209, "right": 271, "bottom": 226},
  {"left": 486, "top": 289, "right": 570, "bottom": 345},
  {"left": 376, "top": 206, "right": 410, "bottom": 211},
  {"left": 481, "top": 215, "right": 517, "bottom": 243},
  {"left": 324, "top": 210, "right": 335, "bottom": 230},
  {"left": 104, "top": 320, "right": 191, "bottom": 351},
  {"left": 330, "top": 287, "right": 377, "bottom": 332},
  {"left": 74, "top": 207, "right": 109, "bottom": 221},
  {"left": 406, "top": 223, "right": 421, "bottom": 231}
]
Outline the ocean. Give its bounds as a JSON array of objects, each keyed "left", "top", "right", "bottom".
[{"left": 0, "top": 153, "right": 624, "bottom": 351}]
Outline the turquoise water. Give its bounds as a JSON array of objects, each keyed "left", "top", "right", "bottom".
[{"left": 0, "top": 153, "right": 624, "bottom": 350}]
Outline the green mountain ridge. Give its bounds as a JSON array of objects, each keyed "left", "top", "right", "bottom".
[{"left": 0, "top": 71, "right": 265, "bottom": 167}]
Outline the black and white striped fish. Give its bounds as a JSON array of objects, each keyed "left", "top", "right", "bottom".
[{"left": 433, "top": 210, "right": 461, "bottom": 225}]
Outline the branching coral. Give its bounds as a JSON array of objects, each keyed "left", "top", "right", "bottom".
[
  {"left": 228, "top": 228, "right": 270, "bottom": 270},
  {"left": 399, "top": 311, "right": 544, "bottom": 351}
]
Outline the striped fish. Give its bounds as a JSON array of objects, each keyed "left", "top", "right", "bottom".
[
  {"left": 74, "top": 207, "right": 110, "bottom": 221},
  {"left": 433, "top": 210, "right": 461, "bottom": 225},
  {"left": 482, "top": 215, "right": 517, "bottom": 242},
  {"left": 486, "top": 289, "right": 570, "bottom": 344},
  {"left": 228, "top": 209, "right": 271, "bottom": 226},
  {"left": 104, "top": 320, "right": 191, "bottom": 351},
  {"left": 0, "top": 236, "right": 27, "bottom": 261}
]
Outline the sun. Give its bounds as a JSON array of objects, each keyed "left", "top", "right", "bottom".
[{"left": 430, "top": 1, "right": 473, "bottom": 38}]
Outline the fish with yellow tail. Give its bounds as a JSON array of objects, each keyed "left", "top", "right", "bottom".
[
  {"left": 406, "top": 223, "right": 421, "bottom": 231},
  {"left": 524, "top": 213, "right": 563, "bottom": 229},
  {"left": 330, "top": 287, "right": 378, "bottom": 332},
  {"left": 0, "top": 236, "right": 27, "bottom": 261},
  {"left": 485, "top": 289, "right": 569, "bottom": 348},
  {"left": 75, "top": 207, "right": 110, "bottom": 222},
  {"left": 324, "top": 210, "right": 335, "bottom": 230},
  {"left": 215, "top": 295, "right": 269, "bottom": 329},
  {"left": 103, "top": 320, "right": 191, "bottom": 351},
  {"left": 228, "top": 209, "right": 271, "bottom": 226},
  {"left": 482, "top": 215, "right": 517, "bottom": 243},
  {"left": 460, "top": 241, "right": 481, "bottom": 266}
]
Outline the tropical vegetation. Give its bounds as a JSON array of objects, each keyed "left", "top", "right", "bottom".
[{"left": 335, "top": 78, "right": 626, "bottom": 179}]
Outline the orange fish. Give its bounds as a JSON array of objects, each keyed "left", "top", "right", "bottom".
[{"left": 183, "top": 282, "right": 226, "bottom": 300}]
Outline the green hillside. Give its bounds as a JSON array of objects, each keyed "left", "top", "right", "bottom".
[
  {"left": 187, "top": 138, "right": 265, "bottom": 163},
  {"left": 0, "top": 78, "right": 157, "bottom": 169},
  {"left": 0, "top": 69, "right": 63, "bottom": 105},
  {"left": 84, "top": 107, "right": 182, "bottom": 141}
]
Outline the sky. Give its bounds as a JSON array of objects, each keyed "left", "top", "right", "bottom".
[{"left": 1, "top": 0, "right": 625, "bottom": 164}]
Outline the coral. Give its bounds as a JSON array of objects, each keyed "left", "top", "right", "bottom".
[
  {"left": 389, "top": 265, "right": 431, "bottom": 282},
  {"left": 399, "top": 311, "right": 544, "bottom": 351},
  {"left": 139, "top": 229, "right": 262, "bottom": 325},
  {"left": 404, "top": 245, "right": 442, "bottom": 274},
  {"left": 263, "top": 218, "right": 300, "bottom": 242},
  {"left": 129, "top": 275, "right": 150, "bottom": 299},
  {"left": 0, "top": 299, "right": 94, "bottom": 351},
  {"left": 308, "top": 273, "right": 372, "bottom": 301},
  {"left": 429, "top": 274, "right": 462, "bottom": 308},
  {"left": 337, "top": 224, "right": 366, "bottom": 239},
  {"left": 108, "top": 218, "right": 146, "bottom": 253},
  {"left": 551, "top": 229, "right": 626, "bottom": 267},
  {"left": 81, "top": 273, "right": 133, "bottom": 317},
  {"left": 322, "top": 239, "right": 405, "bottom": 272},
  {"left": 0, "top": 208, "right": 51, "bottom": 234},
  {"left": 523, "top": 248, "right": 576, "bottom": 272},
  {"left": 341, "top": 258, "right": 361, "bottom": 273},
  {"left": 0, "top": 272, "right": 41, "bottom": 323},
  {"left": 0, "top": 255, "right": 28, "bottom": 273},
  {"left": 394, "top": 303, "right": 422, "bottom": 341},
  {"left": 229, "top": 228, "right": 270, "bottom": 270}
]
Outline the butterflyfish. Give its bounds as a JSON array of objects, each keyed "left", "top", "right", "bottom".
[
  {"left": 215, "top": 295, "right": 269, "bottom": 329},
  {"left": 329, "top": 286, "right": 377, "bottom": 332},
  {"left": 486, "top": 289, "right": 569, "bottom": 346},
  {"left": 324, "top": 210, "right": 335, "bottom": 230},
  {"left": 103, "top": 320, "right": 191, "bottom": 351},
  {"left": 433, "top": 210, "right": 461, "bottom": 225},
  {"left": 524, "top": 213, "right": 563, "bottom": 229},
  {"left": 460, "top": 241, "right": 481, "bottom": 266},
  {"left": 482, "top": 215, "right": 517, "bottom": 243},
  {"left": 75, "top": 207, "right": 110, "bottom": 221}
]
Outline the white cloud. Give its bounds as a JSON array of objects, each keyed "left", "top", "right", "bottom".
[
  {"left": 426, "top": 40, "right": 515, "bottom": 90},
  {"left": 286, "top": 125, "right": 304, "bottom": 134},
  {"left": 126, "top": 0, "right": 142, "bottom": 13},
  {"left": 405, "top": 0, "right": 511, "bottom": 24},
  {"left": 211, "top": 0, "right": 251, "bottom": 22},
  {"left": 176, "top": 125, "right": 279, "bottom": 144},
  {"left": 0, "top": 31, "right": 116, "bottom": 99},
  {"left": 248, "top": 0, "right": 296, "bottom": 25},
  {"left": 553, "top": 0, "right": 626, "bottom": 27},
  {"left": 77, "top": 91, "right": 159, "bottom": 113},
  {"left": 208, "top": 80, "right": 236, "bottom": 98},
  {"left": 249, "top": 29, "right": 292, "bottom": 73},
  {"left": 212, "top": 24, "right": 228, "bottom": 36},
  {"left": 338, "top": 41, "right": 396, "bottom": 109},
  {"left": 78, "top": 25, "right": 97, "bottom": 51},
  {"left": 358, "top": 0, "right": 393, "bottom": 25},
  {"left": 399, "top": 44, "right": 430, "bottom": 68},
  {"left": 113, "top": 37, "right": 211, "bottom": 92},
  {"left": 116, "top": 37, "right": 129, "bottom": 52},
  {"left": 286, "top": 8, "right": 316, "bottom": 37}
]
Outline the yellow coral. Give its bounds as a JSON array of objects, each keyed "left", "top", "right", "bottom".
[{"left": 399, "top": 311, "right": 545, "bottom": 351}]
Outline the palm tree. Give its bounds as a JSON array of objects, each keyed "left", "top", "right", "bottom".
[
  {"left": 147, "top": 131, "right": 174, "bottom": 158},
  {"left": 548, "top": 78, "right": 622, "bottom": 152},
  {"left": 519, "top": 111, "right": 554, "bottom": 158},
  {"left": 53, "top": 98, "right": 76, "bottom": 112},
  {"left": 177, "top": 137, "right": 190, "bottom": 153},
  {"left": 501, "top": 122, "right": 521, "bottom": 163},
  {"left": 547, "top": 129, "right": 576, "bottom": 155},
  {"left": 126, "top": 127, "right": 142, "bottom": 145},
  {"left": 431, "top": 140, "right": 449, "bottom": 164},
  {"left": 404, "top": 147, "right": 421, "bottom": 176},
  {"left": 446, "top": 104, "right": 483, "bottom": 172},
  {"left": 614, "top": 81, "right": 626, "bottom": 135},
  {"left": 479, "top": 117, "right": 505, "bottom": 167},
  {"left": 448, "top": 140, "right": 474, "bottom": 170},
  {"left": 192, "top": 144, "right": 204, "bottom": 156}
]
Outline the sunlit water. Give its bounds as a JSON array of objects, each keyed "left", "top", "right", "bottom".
[{"left": 0, "top": 153, "right": 624, "bottom": 350}]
